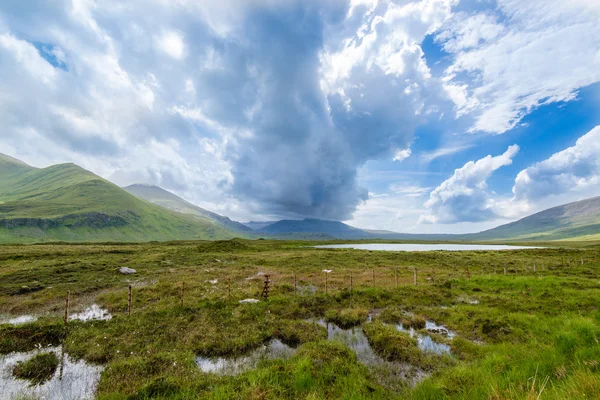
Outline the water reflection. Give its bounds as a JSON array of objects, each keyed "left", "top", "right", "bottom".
[
  {"left": 196, "top": 339, "right": 296, "bottom": 376},
  {"left": 314, "top": 244, "right": 542, "bottom": 252},
  {"left": 0, "top": 347, "right": 103, "bottom": 400}
]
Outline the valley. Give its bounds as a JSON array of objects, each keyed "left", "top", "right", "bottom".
[{"left": 1, "top": 239, "right": 599, "bottom": 399}]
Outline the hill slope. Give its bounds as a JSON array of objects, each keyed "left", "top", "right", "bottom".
[
  {"left": 0, "top": 154, "right": 236, "bottom": 243},
  {"left": 123, "top": 184, "right": 252, "bottom": 233},
  {"left": 473, "top": 197, "right": 600, "bottom": 241}
]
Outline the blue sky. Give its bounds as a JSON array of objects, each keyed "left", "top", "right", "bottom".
[{"left": 0, "top": 0, "right": 599, "bottom": 233}]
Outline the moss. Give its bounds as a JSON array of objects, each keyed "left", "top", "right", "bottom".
[
  {"left": 324, "top": 308, "right": 369, "bottom": 329},
  {"left": 274, "top": 320, "right": 327, "bottom": 347},
  {"left": 0, "top": 323, "right": 65, "bottom": 354},
  {"left": 363, "top": 321, "right": 421, "bottom": 364},
  {"left": 12, "top": 352, "right": 59, "bottom": 385}
]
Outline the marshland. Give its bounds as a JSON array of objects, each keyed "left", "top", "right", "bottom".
[{"left": 1, "top": 239, "right": 599, "bottom": 399}]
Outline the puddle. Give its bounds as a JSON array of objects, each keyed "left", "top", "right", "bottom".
[
  {"left": 425, "top": 321, "right": 456, "bottom": 339},
  {"left": 311, "top": 319, "right": 427, "bottom": 387},
  {"left": 0, "top": 315, "right": 38, "bottom": 325},
  {"left": 0, "top": 347, "right": 103, "bottom": 400},
  {"left": 196, "top": 339, "right": 296, "bottom": 376},
  {"left": 70, "top": 304, "right": 112, "bottom": 322},
  {"left": 395, "top": 320, "right": 455, "bottom": 355}
]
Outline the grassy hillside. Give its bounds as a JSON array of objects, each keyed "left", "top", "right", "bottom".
[
  {"left": 124, "top": 184, "right": 252, "bottom": 233},
  {"left": 0, "top": 154, "right": 237, "bottom": 243},
  {"left": 473, "top": 197, "right": 600, "bottom": 241}
]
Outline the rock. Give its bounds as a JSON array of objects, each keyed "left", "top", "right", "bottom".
[
  {"left": 427, "top": 328, "right": 449, "bottom": 336},
  {"left": 119, "top": 267, "right": 136, "bottom": 275},
  {"left": 239, "top": 299, "right": 260, "bottom": 304}
]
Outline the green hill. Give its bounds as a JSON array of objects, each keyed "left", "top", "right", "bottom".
[
  {"left": 0, "top": 154, "right": 237, "bottom": 243},
  {"left": 472, "top": 196, "right": 600, "bottom": 241},
  {"left": 123, "top": 184, "right": 253, "bottom": 233}
]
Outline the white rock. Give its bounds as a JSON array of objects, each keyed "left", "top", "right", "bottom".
[
  {"left": 239, "top": 299, "right": 260, "bottom": 304},
  {"left": 119, "top": 267, "right": 137, "bottom": 275}
]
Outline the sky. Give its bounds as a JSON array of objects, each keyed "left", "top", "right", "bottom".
[{"left": 1, "top": 0, "right": 600, "bottom": 233}]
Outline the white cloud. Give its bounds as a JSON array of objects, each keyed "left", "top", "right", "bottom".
[
  {"left": 393, "top": 148, "right": 412, "bottom": 162},
  {"left": 420, "top": 144, "right": 519, "bottom": 223},
  {"left": 420, "top": 143, "right": 474, "bottom": 163},
  {"left": 507, "top": 126, "right": 600, "bottom": 214},
  {"left": 437, "top": 0, "right": 600, "bottom": 134},
  {"left": 156, "top": 30, "right": 185, "bottom": 60}
]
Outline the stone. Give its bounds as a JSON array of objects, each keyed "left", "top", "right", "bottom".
[{"left": 119, "top": 267, "right": 136, "bottom": 275}]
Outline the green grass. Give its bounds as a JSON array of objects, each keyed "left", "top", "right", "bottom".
[
  {"left": 0, "top": 239, "right": 599, "bottom": 398},
  {"left": 12, "top": 351, "right": 59, "bottom": 385},
  {"left": 0, "top": 157, "right": 238, "bottom": 243}
]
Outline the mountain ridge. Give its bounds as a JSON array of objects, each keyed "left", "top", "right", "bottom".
[
  {"left": 123, "top": 184, "right": 252, "bottom": 233},
  {"left": 0, "top": 154, "right": 237, "bottom": 243}
]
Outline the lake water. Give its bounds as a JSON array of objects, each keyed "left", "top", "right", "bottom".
[{"left": 314, "top": 244, "right": 542, "bottom": 252}]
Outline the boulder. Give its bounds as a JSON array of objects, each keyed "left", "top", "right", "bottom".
[{"left": 119, "top": 267, "right": 136, "bottom": 275}]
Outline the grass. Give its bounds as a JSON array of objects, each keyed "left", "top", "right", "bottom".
[
  {"left": 12, "top": 351, "right": 59, "bottom": 385},
  {"left": 0, "top": 158, "right": 238, "bottom": 243},
  {"left": 0, "top": 239, "right": 599, "bottom": 398}
]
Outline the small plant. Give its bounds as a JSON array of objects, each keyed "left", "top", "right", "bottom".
[{"left": 12, "top": 352, "right": 59, "bottom": 385}]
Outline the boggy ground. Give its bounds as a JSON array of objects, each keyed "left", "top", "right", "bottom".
[{"left": 1, "top": 239, "right": 599, "bottom": 399}]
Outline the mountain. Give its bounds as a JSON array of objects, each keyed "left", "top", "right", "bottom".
[
  {"left": 0, "top": 154, "right": 237, "bottom": 243},
  {"left": 243, "top": 221, "right": 279, "bottom": 231},
  {"left": 472, "top": 196, "right": 600, "bottom": 241},
  {"left": 260, "top": 219, "right": 362, "bottom": 234},
  {"left": 123, "top": 184, "right": 252, "bottom": 233},
  {"left": 258, "top": 218, "right": 390, "bottom": 239}
]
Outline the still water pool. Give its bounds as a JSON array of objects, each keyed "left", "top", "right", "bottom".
[{"left": 314, "top": 243, "right": 542, "bottom": 251}]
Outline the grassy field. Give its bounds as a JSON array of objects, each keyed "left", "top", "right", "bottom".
[{"left": 1, "top": 239, "right": 599, "bottom": 399}]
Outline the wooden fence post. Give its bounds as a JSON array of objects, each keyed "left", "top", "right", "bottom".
[
  {"left": 395, "top": 268, "right": 398, "bottom": 288},
  {"left": 413, "top": 267, "right": 417, "bottom": 286},
  {"left": 372, "top": 270, "right": 375, "bottom": 287},
  {"left": 294, "top": 273, "right": 297, "bottom": 297},
  {"left": 181, "top": 282, "right": 185, "bottom": 307},
  {"left": 228, "top": 278, "right": 231, "bottom": 299},
  {"left": 504, "top": 263, "right": 507, "bottom": 275},
  {"left": 128, "top": 285, "right": 132, "bottom": 316},
  {"left": 325, "top": 272, "right": 328, "bottom": 294},
  {"left": 64, "top": 291, "right": 70, "bottom": 325}
]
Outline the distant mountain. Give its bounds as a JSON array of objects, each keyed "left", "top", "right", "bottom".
[
  {"left": 260, "top": 219, "right": 362, "bottom": 234},
  {"left": 472, "top": 196, "right": 600, "bottom": 241},
  {"left": 124, "top": 184, "right": 252, "bottom": 234},
  {"left": 243, "top": 221, "right": 279, "bottom": 231},
  {"left": 0, "top": 154, "right": 236, "bottom": 243}
]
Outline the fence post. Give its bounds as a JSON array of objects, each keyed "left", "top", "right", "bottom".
[
  {"left": 413, "top": 267, "right": 417, "bottom": 286},
  {"left": 228, "top": 278, "right": 231, "bottom": 299},
  {"left": 504, "top": 263, "right": 507, "bottom": 275},
  {"left": 128, "top": 285, "right": 132, "bottom": 316},
  {"left": 372, "top": 270, "right": 375, "bottom": 287},
  {"left": 294, "top": 273, "right": 297, "bottom": 297},
  {"left": 325, "top": 272, "right": 328, "bottom": 294},
  {"left": 181, "top": 282, "right": 185, "bottom": 307},
  {"left": 64, "top": 291, "right": 70, "bottom": 325},
  {"left": 395, "top": 268, "right": 398, "bottom": 288}
]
